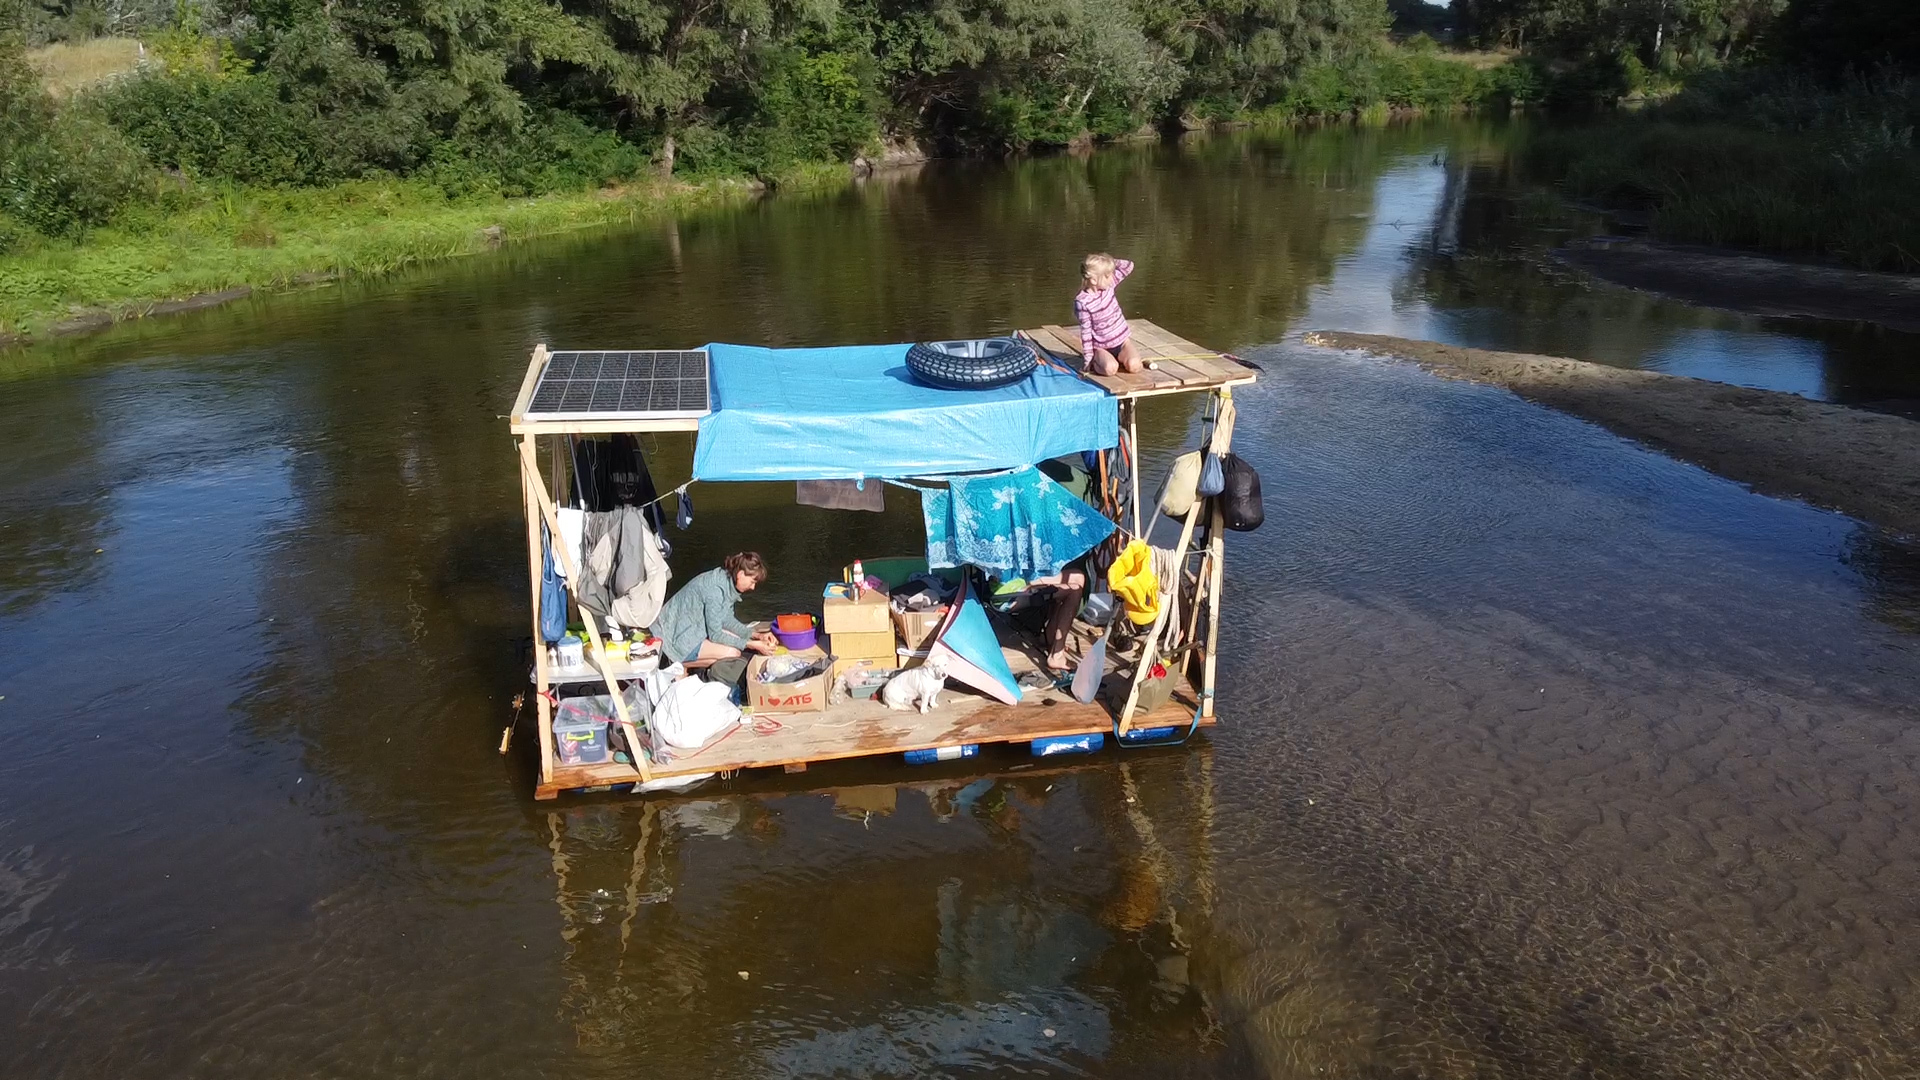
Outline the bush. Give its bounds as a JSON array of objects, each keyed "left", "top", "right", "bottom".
[
  {"left": 1531, "top": 118, "right": 1920, "bottom": 271},
  {"left": 422, "top": 113, "right": 650, "bottom": 197},
  {"left": 736, "top": 39, "right": 880, "bottom": 169},
  {"left": 1, "top": 36, "right": 151, "bottom": 238},
  {"left": 95, "top": 69, "right": 332, "bottom": 185}
]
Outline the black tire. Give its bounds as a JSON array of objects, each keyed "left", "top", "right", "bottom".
[{"left": 906, "top": 338, "right": 1038, "bottom": 390}]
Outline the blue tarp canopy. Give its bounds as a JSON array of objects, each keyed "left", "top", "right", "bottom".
[{"left": 690, "top": 343, "right": 1118, "bottom": 482}]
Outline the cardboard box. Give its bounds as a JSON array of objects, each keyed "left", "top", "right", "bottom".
[
  {"left": 822, "top": 585, "right": 893, "bottom": 635},
  {"left": 829, "top": 630, "right": 900, "bottom": 681},
  {"left": 892, "top": 606, "right": 948, "bottom": 652},
  {"left": 833, "top": 654, "right": 900, "bottom": 681},
  {"left": 746, "top": 647, "right": 829, "bottom": 714},
  {"left": 830, "top": 629, "right": 896, "bottom": 658}
]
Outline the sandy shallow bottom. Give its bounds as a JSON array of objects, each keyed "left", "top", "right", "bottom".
[
  {"left": 1192, "top": 342, "right": 1920, "bottom": 1078},
  {"left": 1306, "top": 331, "right": 1920, "bottom": 538},
  {"left": 1556, "top": 240, "right": 1920, "bottom": 335}
]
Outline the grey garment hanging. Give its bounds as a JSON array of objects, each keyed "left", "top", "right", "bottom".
[
  {"left": 795, "top": 479, "right": 885, "bottom": 512},
  {"left": 578, "top": 505, "right": 672, "bottom": 628}
]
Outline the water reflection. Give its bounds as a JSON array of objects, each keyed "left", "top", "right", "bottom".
[{"left": 544, "top": 757, "right": 1227, "bottom": 1075}]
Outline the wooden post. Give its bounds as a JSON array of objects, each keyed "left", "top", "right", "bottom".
[
  {"left": 1125, "top": 399, "right": 1142, "bottom": 540},
  {"left": 523, "top": 434, "right": 556, "bottom": 785},
  {"left": 518, "top": 440, "right": 655, "bottom": 785},
  {"left": 1201, "top": 389, "right": 1234, "bottom": 719},
  {"left": 1201, "top": 501, "right": 1226, "bottom": 719}
]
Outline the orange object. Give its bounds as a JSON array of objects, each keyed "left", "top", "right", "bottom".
[{"left": 775, "top": 613, "right": 814, "bottom": 633}]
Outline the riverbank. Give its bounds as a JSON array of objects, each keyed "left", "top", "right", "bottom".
[
  {"left": 0, "top": 163, "right": 850, "bottom": 349},
  {"left": 1557, "top": 239, "right": 1920, "bottom": 333},
  {"left": 1305, "top": 331, "right": 1920, "bottom": 536},
  {"left": 1524, "top": 74, "right": 1920, "bottom": 274}
]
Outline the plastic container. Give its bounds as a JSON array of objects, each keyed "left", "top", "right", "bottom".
[
  {"left": 772, "top": 615, "right": 817, "bottom": 651},
  {"left": 551, "top": 703, "right": 610, "bottom": 766},
  {"left": 1117, "top": 724, "right": 1183, "bottom": 744},
  {"left": 904, "top": 743, "right": 979, "bottom": 766},
  {"left": 846, "top": 669, "right": 892, "bottom": 699},
  {"left": 556, "top": 634, "right": 585, "bottom": 667},
  {"left": 1031, "top": 732, "right": 1105, "bottom": 757}
]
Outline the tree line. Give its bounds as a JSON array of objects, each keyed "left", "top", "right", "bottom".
[
  {"left": 3, "top": 0, "right": 1912, "bottom": 254},
  {"left": 3, "top": 0, "right": 1549, "bottom": 248}
]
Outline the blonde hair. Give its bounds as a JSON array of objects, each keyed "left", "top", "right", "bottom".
[{"left": 1082, "top": 252, "right": 1117, "bottom": 288}]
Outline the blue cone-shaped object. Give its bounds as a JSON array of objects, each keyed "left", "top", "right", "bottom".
[{"left": 926, "top": 579, "right": 1023, "bottom": 705}]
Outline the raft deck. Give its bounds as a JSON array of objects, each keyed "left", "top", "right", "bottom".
[
  {"left": 1018, "top": 319, "right": 1259, "bottom": 398},
  {"left": 538, "top": 684, "right": 1212, "bottom": 799}
]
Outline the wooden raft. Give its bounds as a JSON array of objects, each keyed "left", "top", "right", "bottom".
[
  {"left": 536, "top": 687, "right": 1213, "bottom": 799},
  {"left": 1019, "top": 319, "right": 1258, "bottom": 399}
]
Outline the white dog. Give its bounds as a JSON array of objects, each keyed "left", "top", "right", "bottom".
[{"left": 881, "top": 658, "right": 949, "bottom": 713}]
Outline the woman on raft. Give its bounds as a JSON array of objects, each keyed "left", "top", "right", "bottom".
[{"left": 653, "top": 552, "right": 777, "bottom": 684}]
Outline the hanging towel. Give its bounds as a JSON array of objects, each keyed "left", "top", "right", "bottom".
[
  {"left": 796, "top": 479, "right": 885, "bottom": 512},
  {"left": 1108, "top": 540, "right": 1160, "bottom": 626},
  {"left": 920, "top": 465, "right": 1115, "bottom": 581}
]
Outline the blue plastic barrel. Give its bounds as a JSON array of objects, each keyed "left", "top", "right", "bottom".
[
  {"left": 904, "top": 744, "right": 979, "bottom": 765},
  {"left": 1117, "top": 724, "right": 1184, "bottom": 744},
  {"left": 1030, "top": 733, "right": 1105, "bottom": 757}
]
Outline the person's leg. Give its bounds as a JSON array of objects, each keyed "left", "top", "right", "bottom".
[
  {"left": 685, "top": 640, "right": 741, "bottom": 670},
  {"left": 1086, "top": 347, "right": 1119, "bottom": 376},
  {"left": 1115, "top": 338, "right": 1144, "bottom": 374},
  {"left": 1044, "top": 568, "right": 1087, "bottom": 672}
]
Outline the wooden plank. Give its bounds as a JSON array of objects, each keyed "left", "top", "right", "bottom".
[
  {"left": 1124, "top": 400, "right": 1142, "bottom": 539},
  {"left": 1189, "top": 354, "right": 1248, "bottom": 383},
  {"left": 1201, "top": 390, "right": 1234, "bottom": 719},
  {"left": 1132, "top": 321, "right": 1214, "bottom": 359},
  {"left": 510, "top": 417, "right": 702, "bottom": 436},
  {"left": 509, "top": 345, "right": 547, "bottom": 424},
  {"left": 534, "top": 691, "right": 1218, "bottom": 797},
  {"left": 1127, "top": 321, "right": 1186, "bottom": 351},
  {"left": 1202, "top": 501, "right": 1226, "bottom": 719},
  {"left": 522, "top": 435, "right": 555, "bottom": 785},
  {"left": 1150, "top": 357, "right": 1213, "bottom": 386},
  {"left": 1041, "top": 324, "right": 1084, "bottom": 356},
  {"left": 1027, "top": 326, "right": 1080, "bottom": 357}
]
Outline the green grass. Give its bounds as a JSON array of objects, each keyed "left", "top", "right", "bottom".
[
  {"left": 1528, "top": 69, "right": 1920, "bottom": 272},
  {"left": 0, "top": 162, "right": 849, "bottom": 343},
  {"left": 1531, "top": 120, "right": 1920, "bottom": 272}
]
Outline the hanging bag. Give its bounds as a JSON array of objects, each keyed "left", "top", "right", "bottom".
[
  {"left": 1197, "top": 452, "right": 1226, "bottom": 497},
  {"left": 540, "top": 525, "right": 568, "bottom": 643},
  {"left": 1199, "top": 394, "right": 1236, "bottom": 499},
  {"left": 1219, "top": 453, "right": 1264, "bottom": 531}
]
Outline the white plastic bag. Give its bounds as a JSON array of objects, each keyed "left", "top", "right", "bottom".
[{"left": 651, "top": 673, "right": 741, "bottom": 751}]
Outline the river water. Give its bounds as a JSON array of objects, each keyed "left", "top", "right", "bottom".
[{"left": 3, "top": 120, "right": 1919, "bottom": 1078}]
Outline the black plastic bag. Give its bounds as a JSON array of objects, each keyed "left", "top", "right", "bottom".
[{"left": 1219, "top": 453, "right": 1264, "bottom": 531}]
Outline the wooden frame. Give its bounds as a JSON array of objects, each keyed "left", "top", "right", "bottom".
[{"left": 511, "top": 328, "right": 1251, "bottom": 799}]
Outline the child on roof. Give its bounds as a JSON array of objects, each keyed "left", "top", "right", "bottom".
[{"left": 1074, "top": 253, "right": 1144, "bottom": 376}]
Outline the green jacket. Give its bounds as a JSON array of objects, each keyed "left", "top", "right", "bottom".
[{"left": 652, "top": 566, "right": 753, "bottom": 662}]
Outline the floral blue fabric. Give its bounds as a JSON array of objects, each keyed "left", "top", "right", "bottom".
[{"left": 920, "top": 466, "right": 1115, "bottom": 580}]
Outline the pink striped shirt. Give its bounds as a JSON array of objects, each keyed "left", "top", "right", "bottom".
[{"left": 1074, "top": 259, "right": 1134, "bottom": 364}]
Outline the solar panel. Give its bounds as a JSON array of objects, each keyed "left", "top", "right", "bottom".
[{"left": 522, "top": 350, "right": 712, "bottom": 422}]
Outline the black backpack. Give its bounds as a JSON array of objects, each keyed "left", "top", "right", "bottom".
[{"left": 1219, "top": 453, "right": 1264, "bottom": 531}]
